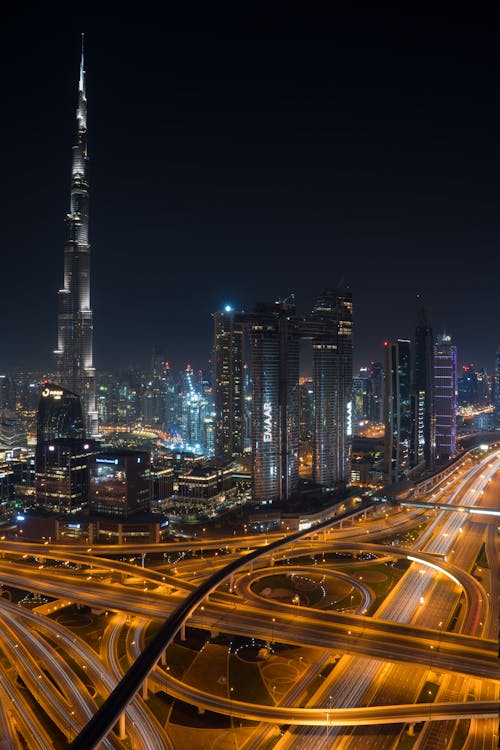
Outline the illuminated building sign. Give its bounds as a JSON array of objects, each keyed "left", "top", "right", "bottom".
[
  {"left": 41, "top": 387, "right": 64, "bottom": 400},
  {"left": 263, "top": 402, "right": 272, "bottom": 442},
  {"left": 346, "top": 401, "right": 352, "bottom": 437},
  {"left": 95, "top": 458, "right": 119, "bottom": 465}
]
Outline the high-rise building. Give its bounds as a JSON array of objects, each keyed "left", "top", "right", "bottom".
[
  {"left": 495, "top": 348, "right": 500, "bottom": 429},
  {"left": 36, "top": 382, "right": 86, "bottom": 444},
  {"left": 89, "top": 450, "right": 150, "bottom": 517},
  {"left": 213, "top": 308, "right": 244, "bottom": 457},
  {"left": 35, "top": 382, "right": 94, "bottom": 512},
  {"left": 384, "top": 340, "right": 412, "bottom": 483},
  {"left": 412, "top": 306, "right": 435, "bottom": 468},
  {"left": 353, "top": 369, "right": 372, "bottom": 425},
  {"left": 0, "top": 375, "right": 15, "bottom": 412},
  {"left": 35, "top": 439, "right": 93, "bottom": 513},
  {"left": 213, "top": 292, "right": 353, "bottom": 502},
  {"left": 53, "top": 37, "right": 98, "bottom": 438},
  {"left": 311, "top": 289, "right": 353, "bottom": 487},
  {"left": 434, "top": 333, "right": 457, "bottom": 461},
  {"left": 249, "top": 301, "right": 300, "bottom": 502},
  {"left": 143, "top": 350, "right": 176, "bottom": 430},
  {"left": 457, "top": 364, "right": 478, "bottom": 407},
  {"left": 369, "top": 361, "right": 384, "bottom": 423},
  {"left": 299, "top": 379, "right": 314, "bottom": 442},
  {"left": 179, "top": 366, "right": 212, "bottom": 454}
]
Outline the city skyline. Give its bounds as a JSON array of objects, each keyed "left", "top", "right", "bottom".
[{"left": 1, "top": 8, "right": 499, "bottom": 374}]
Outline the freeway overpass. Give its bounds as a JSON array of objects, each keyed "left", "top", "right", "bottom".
[{"left": 401, "top": 500, "right": 500, "bottom": 517}]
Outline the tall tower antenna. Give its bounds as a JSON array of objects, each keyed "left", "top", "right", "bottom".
[{"left": 79, "top": 33, "right": 85, "bottom": 94}]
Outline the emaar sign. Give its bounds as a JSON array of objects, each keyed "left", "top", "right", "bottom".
[{"left": 263, "top": 402, "right": 272, "bottom": 442}]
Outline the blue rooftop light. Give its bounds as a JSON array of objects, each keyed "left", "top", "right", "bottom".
[{"left": 224, "top": 304, "right": 233, "bottom": 312}]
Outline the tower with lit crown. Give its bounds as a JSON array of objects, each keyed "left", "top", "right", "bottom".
[{"left": 54, "top": 35, "right": 98, "bottom": 437}]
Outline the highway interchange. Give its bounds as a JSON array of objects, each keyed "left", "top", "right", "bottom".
[{"left": 0, "top": 446, "right": 498, "bottom": 749}]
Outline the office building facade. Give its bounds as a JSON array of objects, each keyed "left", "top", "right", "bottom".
[
  {"left": 412, "top": 306, "right": 435, "bottom": 469},
  {"left": 434, "top": 333, "right": 457, "bottom": 460},
  {"left": 249, "top": 302, "right": 300, "bottom": 503},
  {"left": 496, "top": 348, "right": 500, "bottom": 429},
  {"left": 213, "top": 292, "right": 353, "bottom": 503},
  {"left": 89, "top": 450, "right": 150, "bottom": 517},
  {"left": 311, "top": 289, "right": 353, "bottom": 487},
  {"left": 384, "top": 340, "right": 412, "bottom": 483},
  {"left": 36, "top": 383, "right": 86, "bottom": 444},
  {"left": 213, "top": 309, "right": 244, "bottom": 457}
]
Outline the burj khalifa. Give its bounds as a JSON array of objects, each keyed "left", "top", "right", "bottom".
[{"left": 53, "top": 36, "right": 98, "bottom": 437}]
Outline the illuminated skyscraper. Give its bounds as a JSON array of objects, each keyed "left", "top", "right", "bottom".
[
  {"left": 213, "top": 308, "right": 244, "bottom": 457},
  {"left": 495, "top": 348, "right": 500, "bottom": 429},
  {"left": 411, "top": 306, "right": 435, "bottom": 468},
  {"left": 36, "top": 383, "right": 85, "bottom": 444},
  {"left": 54, "top": 36, "right": 98, "bottom": 438},
  {"left": 35, "top": 383, "right": 94, "bottom": 512},
  {"left": 249, "top": 301, "right": 300, "bottom": 502},
  {"left": 434, "top": 333, "right": 457, "bottom": 460},
  {"left": 311, "top": 289, "right": 353, "bottom": 487},
  {"left": 213, "top": 293, "right": 353, "bottom": 502},
  {"left": 384, "top": 339, "right": 412, "bottom": 483}
]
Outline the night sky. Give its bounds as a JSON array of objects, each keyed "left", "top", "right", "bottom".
[{"left": 2, "top": 8, "right": 499, "bottom": 375}]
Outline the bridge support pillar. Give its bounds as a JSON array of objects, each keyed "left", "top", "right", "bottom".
[
  {"left": 210, "top": 629, "right": 219, "bottom": 638},
  {"left": 197, "top": 706, "right": 205, "bottom": 715},
  {"left": 229, "top": 574, "right": 234, "bottom": 592},
  {"left": 269, "top": 553, "right": 274, "bottom": 567},
  {"left": 142, "top": 679, "right": 148, "bottom": 700},
  {"left": 248, "top": 561, "right": 253, "bottom": 574},
  {"left": 161, "top": 650, "right": 166, "bottom": 666},
  {"left": 407, "top": 723, "right": 415, "bottom": 735},
  {"left": 180, "top": 623, "right": 186, "bottom": 641},
  {"left": 118, "top": 713, "right": 126, "bottom": 739}
]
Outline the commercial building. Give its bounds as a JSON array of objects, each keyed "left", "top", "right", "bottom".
[
  {"left": 434, "top": 333, "right": 457, "bottom": 461},
  {"left": 311, "top": 289, "right": 353, "bottom": 487},
  {"left": 89, "top": 450, "right": 150, "bottom": 517},
  {"left": 248, "top": 301, "right": 300, "bottom": 503},
  {"left": 35, "top": 383, "right": 94, "bottom": 512},
  {"left": 35, "top": 439, "right": 94, "bottom": 513},
  {"left": 495, "top": 348, "right": 500, "bottom": 429},
  {"left": 412, "top": 306, "right": 435, "bottom": 469},
  {"left": 213, "top": 291, "right": 353, "bottom": 503},
  {"left": 384, "top": 340, "right": 412, "bottom": 483},
  {"left": 36, "top": 383, "right": 85, "bottom": 443},
  {"left": 213, "top": 308, "right": 244, "bottom": 457}
]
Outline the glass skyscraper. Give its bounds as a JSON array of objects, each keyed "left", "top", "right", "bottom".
[
  {"left": 213, "top": 292, "right": 353, "bottom": 502},
  {"left": 412, "top": 306, "right": 435, "bottom": 468},
  {"left": 310, "top": 289, "right": 353, "bottom": 487},
  {"left": 213, "top": 309, "right": 244, "bottom": 457},
  {"left": 434, "top": 333, "right": 457, "bottom": 460},
  {"left": 495, "top": 348, "right": 500, "bottom": 429},
  {"left": 384, "top": 340, "right": 412, "bottom": 483},
  {"left": 36, "top": 383, "right": 85, "bottom": 444},
  {"left": 250, "top": 302, "right": 300, "bottom": 503}
]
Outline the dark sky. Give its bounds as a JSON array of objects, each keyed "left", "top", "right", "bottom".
[{"left": 1, "top": 7, "right": 499, "bottom": 375}]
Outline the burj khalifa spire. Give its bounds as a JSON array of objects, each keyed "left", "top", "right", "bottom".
[{"left": 54, "top": 34, "right": 98, "bottom": 437}]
